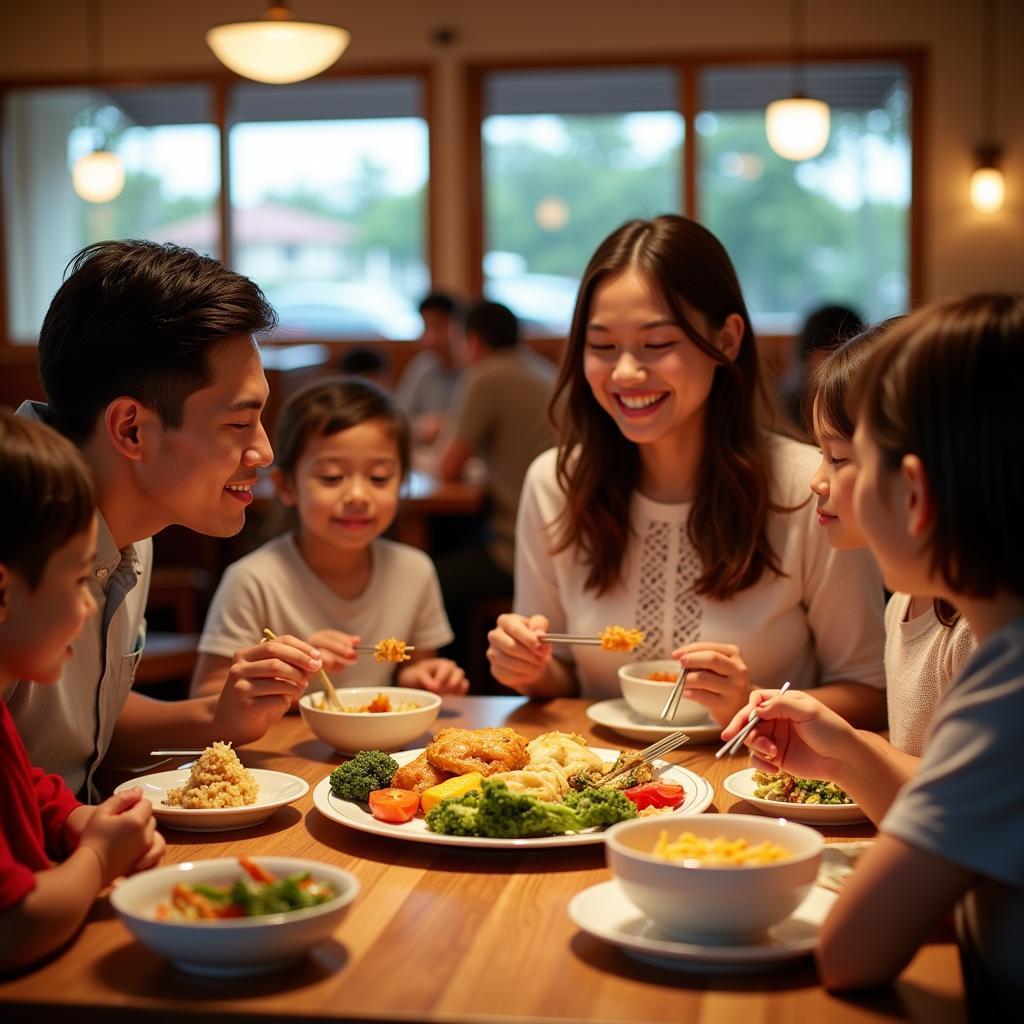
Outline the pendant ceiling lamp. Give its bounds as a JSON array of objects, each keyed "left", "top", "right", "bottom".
[
  {"left": 206, "top": 1, "right": 351, "bottom": 85},
  {"left": 72, "top": 0, "right": 125, "bottom": 203},
  {"left": 765, "top": 0, "right": 831, "bottom": 162},
  {"left": 970, "top": 0, "right": 1005, "bottom": 212}
]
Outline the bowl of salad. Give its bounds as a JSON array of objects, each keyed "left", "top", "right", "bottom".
[{"left": 110, "top": 856, "right": 359, "bottom": 976}]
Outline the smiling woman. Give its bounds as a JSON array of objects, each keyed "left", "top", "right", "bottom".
[{"left": 487, "top": 215, "right": 887, "bottom": 731}]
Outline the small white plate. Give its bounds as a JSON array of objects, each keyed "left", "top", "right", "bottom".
[
  {"left": 312, "top": 746, "right": 714, "bottom": 848},
  {"left": 569, "top": 878, "right": 837, "bottom": 971},
  {"left": 116, "top": 769, "right": 309, "bottom": 832},
  {"left": 586, "top": 698, "right": 723, "bottom": 744},
  {"left": 723, "top": 769, "right": 867, "bottom": 825}
]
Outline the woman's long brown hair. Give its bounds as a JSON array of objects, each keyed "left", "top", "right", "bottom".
[{"left": 549, "top": 215, "right": 787, "bottom": 598}]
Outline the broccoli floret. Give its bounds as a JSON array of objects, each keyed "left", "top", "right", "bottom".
[
  {"left": 329, "top": 750, "right": 399, "bottom": 802},
  {"left": 475, "top": 779, "right": 585, "bottom": 838},
  {"left": 424, "top": 789, "right": 482, "bottom": 835},
  {"left": 564, "top": 787, "right": 637, "bottom": 828}
]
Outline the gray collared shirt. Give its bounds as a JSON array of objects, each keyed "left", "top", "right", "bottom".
[{"left": 4, "top": 401, "right": 152, "bottom": 800}]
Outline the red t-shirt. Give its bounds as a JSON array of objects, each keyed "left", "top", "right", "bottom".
[{"left": 0, "top": 701, "right": 82, "bottom": 911}]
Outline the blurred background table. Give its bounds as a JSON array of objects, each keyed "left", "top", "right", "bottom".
[{"left": 0, "top": 697, "right": 965, "bottom": 1024}]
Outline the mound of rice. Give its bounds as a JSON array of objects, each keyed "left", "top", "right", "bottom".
[{"left": 164, "top": 742, "right": 259, "bottom": 808}]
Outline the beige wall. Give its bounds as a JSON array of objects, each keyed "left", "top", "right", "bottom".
[{"left": 2, "top": 0, "right": 1021, "bottom": 303}]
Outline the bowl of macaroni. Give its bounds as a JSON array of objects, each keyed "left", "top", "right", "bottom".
[
  {"left": 617, "top": 660, "right": 710, "bottom": 725},
  {"left": 604, "top": 814, "right": 824, "bottom": 942},
  {"left": 298, "top": 687, "right": 441, "bottom": 753}
]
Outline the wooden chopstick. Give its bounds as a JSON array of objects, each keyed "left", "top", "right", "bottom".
[
  {"left": 262, "top": 627, "right": 342, "bottom": 711},
  {"left": 353, "top": 643, "right": 416, "bottom": 655}
]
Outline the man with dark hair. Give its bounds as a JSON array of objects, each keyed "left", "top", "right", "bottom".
[
  {"left": 434, "top": 300, "right": 556, "bottom": 687},
  {"left": 394, "top": 290, "right": 463, "bottom": 444},
  {"left": 7, "top": 240, "right": 323, "bottom": 799}
]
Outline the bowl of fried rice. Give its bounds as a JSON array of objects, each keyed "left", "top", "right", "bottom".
[{"left": 299, "top": 687, "right": 441, "bottom": 753}]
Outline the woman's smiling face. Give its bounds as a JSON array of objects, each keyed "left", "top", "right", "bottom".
[{"left": 582, "top": 269, "right": 726, "bottom": 448}]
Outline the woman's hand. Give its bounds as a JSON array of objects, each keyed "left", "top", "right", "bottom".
[
  {"left": 671, "top": 641, "right": 754, "bottom": 725},
  {"left": 307, "top": 629, "right": 359, "bottom": 674},
  {"left": 397, "top": 657, "right": 469, "bottom": 695},
  {"left": 486, "top": 613, "right": 552, "bottom": 693},
  {"left": 720, "top": 689, "right": 859, "bottom": 781}
]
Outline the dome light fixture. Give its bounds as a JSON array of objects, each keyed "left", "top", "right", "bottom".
[
  {"left": 765, "top": 0, "right": 831, "bottom": 162},
  {"left": 206, "top": 1, "right": 351, "bottom": 85},
  {"left": 71, "top": 0, "right": 126, "bottom": 203},
  {"left": 970, "top": 0, "right": 1005, "bottom": 212}
]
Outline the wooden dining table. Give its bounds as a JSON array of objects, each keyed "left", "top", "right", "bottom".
[{"left": 0, "top": 696, "right": 966, "bottom": 1024}]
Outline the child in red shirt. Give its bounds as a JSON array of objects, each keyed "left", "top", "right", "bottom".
[{"left": 0, "top": 411, "right": 164, "bottom": 972}]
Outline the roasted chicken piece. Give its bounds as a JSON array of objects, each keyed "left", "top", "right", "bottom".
[
  {"left": 426, "top": 727, "right": 530, "bottom": 777},
  {"left": 392, "top": 751, "right": 452, "bottom": 794}
]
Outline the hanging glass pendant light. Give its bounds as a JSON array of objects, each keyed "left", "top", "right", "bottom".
[
  {"left": 765, "top": 0, "right": 831, "bottom": 162},
  {"left": 970, "top": 0, "right": 1005, "bottom": 212},
  {"left": 72, "top": 0, "right": 126, "bottom": 203},
  {"left": 206, "top": 1, "right": 351, "bottom": 85}
]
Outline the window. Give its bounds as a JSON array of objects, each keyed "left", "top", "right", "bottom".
[
  {"left": 698, "top": 64, "right": 911, "bottom": 332},
  {"left": 1, "top": 75, "right": 429, "bottom": 344},
  {"left": 477, "top": 58, "right": 915, "bottom": 336},
  {"left": 228, "top": 78, "right": 428, "bottom": 340},
  {"left": 3, "top": 85, "right": 218, "bottom": 343},
  {"left": 482, "top": 68, "right": 684, "bottom": 337}
]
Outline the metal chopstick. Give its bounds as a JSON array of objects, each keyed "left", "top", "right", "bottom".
[
  {"left": 540, "top": 633, "right": 604, "bottom": 646},
  {"left": 659, "top": 665, "right": 688, "bottom": 721},
  {"left": 591, "top": 730, "right": 691, "bottom": 787},
  {"left": 715, "top": 681, "right": 792, "bottom": 759}
]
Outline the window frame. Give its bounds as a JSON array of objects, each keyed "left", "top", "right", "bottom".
[
  {"left": 0, "top": 63, "right": 437, "bottom": 346},
  {"left": 465, "top": 48, "right": 926, "bottom": 340}
]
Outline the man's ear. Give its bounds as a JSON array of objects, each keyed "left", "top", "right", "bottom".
[
  {"left": 717, "top": 313, "right": 745, "bottom": 363},
  {"left": 900, "top": 454, "right": 934, "bottom": 538},
  {"left": 272, "top": 467, "right": 297, "bottom": 507},
  {"left": 103, "top": 398, "right": 151, "bottom": 461}
]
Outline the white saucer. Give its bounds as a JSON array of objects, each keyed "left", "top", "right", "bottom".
[
  {"left": 568, "top": 879, "right": 836, "bottom": 971},
  {"left": 724, "top": 769, "right": 867, "bottom": 825},
  {"left": 586, "top": 698, "right": 722, "bottom": 744},
  {"left": 116, "top": 769, "right": 309, "bottom": 832}
]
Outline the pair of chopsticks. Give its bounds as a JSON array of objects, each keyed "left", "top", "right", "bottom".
[
  {"left": 540, "top": 632, "right": 604, "bottom": 647},
  {"left": 262, "top": 627, "right": 342, "bottom": 710},
  {"left": 586, "top": 729, "right": 691, "bottom": 788},
  {"left": 715, "top": 681, "right": 792, "bottom": 759},
  {"left": 659, "top": 665, "right": 688, "bottom": 721}
]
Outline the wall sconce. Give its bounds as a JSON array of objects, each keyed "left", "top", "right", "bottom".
[
  {"left": 971, "top": 0, "right": 1005, "bottom": 212},
  {"left": 72, "top": 0, "right": 125, "bottom": 203},
  {"left": 206, "top": 1, "right": 350, "bottom": 85},
  {"left": 765, "top": 0, "right": 831, "bottom": 161}
]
